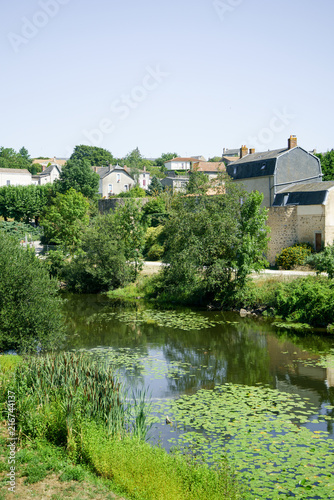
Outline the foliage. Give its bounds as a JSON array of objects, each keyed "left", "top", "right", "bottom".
[
  {"left": 144, "top": 225, "right": 165, "bottom": 260},
  {"left": 0, "top": 184, "right": 51, "bottom": 223},
  {"left": 63, "top": 215, "right": 131, "bottom": 293},
  {"left": 186, "top": 170, "right": 210, "bottom": 194},
  {"left": 147, "top": 175, "right": 163, "bottom": 195},
  {"left": 155, "top": 152, "right": 178, "bottom": 169},
  {"left": 154, "top": 183, "right": 269, "bottom": 306},
  {"left": 316, "top": 149, "right": 334, "bottom": 181},
  {"left": 0, "top": 233, "right": 65, "bottom": 352},
  {"left": 113, "top": 199, "right": 146, "bottom": 279},
  {"left": 307, "top": 243, "right": 334, "bottom": 278},
  {"left": 273, "top": 275, "right": 334, "bottom": 325},
  {"left": 41, "top": 188, "right": 90, "bottom": 252},
  {"left": 0, "top": 220, "right": 41, "bottom": 241},
  {"left": 275, "top": 243, "right": 313, "bottom": 269},
  {"left": 142, "top": 196, "right": 165, "bottom": 215},
  {"left": 208, "top": 156, "right": 222, "bottom": 162},
  {"left": 70, "top": 145, "right": 114, "bottom": 166},
  {"left": 0, "top": 146, "right": 32, "bottom": 172},
  {"left": 116, "top": 185, "right": 146, "bottom": 198},
  {"left": 56, "top": 158, "right": 99, "bottom": 199}
]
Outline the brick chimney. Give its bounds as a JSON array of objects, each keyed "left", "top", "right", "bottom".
[
  {"left": 249, "top": 148, "right": 255, "bottom": 155},
  {"left": 240, "top": 145, "right": 248, "bottom": 158},
  {"left": 288, "top": 135, "right": 297, "bottom": 149}
]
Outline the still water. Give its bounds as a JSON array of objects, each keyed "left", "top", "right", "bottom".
[
  {"left": 63, "top": 294, "right": 334, "bottom": 437},
  {"left": 63, "top": 294, "right": 334, "bottom": 498}
]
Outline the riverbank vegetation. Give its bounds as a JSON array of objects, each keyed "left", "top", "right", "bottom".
[{"left": 0, "top": 354, "right": 242, "bottom": 499}]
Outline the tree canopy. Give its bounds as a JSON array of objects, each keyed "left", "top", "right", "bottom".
[
  {"left": 316, "top": 150, "right": 334, "bottom": 181},
  {"left": 0, "top": 184, "right": 51, "bottom": 224},
  {"left": 56, "top": 158, "right": 99, "bottom": 199},
  {"left": 0, "top": 232, "right": 65, "bottom": 352},
  {"left": 0, "top": 146, "right": 33, "bottom": 172},
  {"left": 41, "top": 188, "right": 90, "bottom": 252},
  {"left": 154, "top": 181, "right": 269, "bottom": 305},
  {"left": 70, "top": 145, "right": 114, "bottom": 166},
  {"left": 155, "top": 152, "right": 178, "bottom": 168}
]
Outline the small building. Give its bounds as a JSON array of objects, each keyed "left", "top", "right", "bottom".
[
  {"left": 137, "top": 169, "right": 151, "bottom": 190},
  {"left": 226, "top": 136, "right": 322, "bottom": 207},
  {"left": 164, "top": 156, "right": 205, "bottom": 171},
  {"left": 95, "top": 165, "right": 134, "bottom": 198},
  {"left": 192, "top": 161, "right": 226, "bottom": 179},
  {"left": 0, "top": 168, "right": 32, "bottom": 187},
  {"left": 161, "top": 175, "right": 189, "bottom": 193},
  {"left": 32, "top": 164, "right": 62, "bottom": 185}
]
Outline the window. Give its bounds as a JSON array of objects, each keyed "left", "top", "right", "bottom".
[
  {"left": 143, "top": 179, "right": 146, "bottom": 187},
  {"left": 117, "top": 173, "right": 120, "bottom": 182},
  {"left": 108, "top": 183, "right": 113, "bottom": 193},
  {"left": 124, "top": 184, "right": 128, "bottom": 191},
  {"left": 6, "top": 180, "right": 10, "bottom": 186}
]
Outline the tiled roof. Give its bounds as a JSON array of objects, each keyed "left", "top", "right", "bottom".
[
  {"left": 166, "top": 157, "right": 198, "bottom": 162},
  {"left": 192, "top": 161, "right": 225, "bottom": 172},
  {"left": 0, "top": 168, "right": 31, "bottom": 174}
]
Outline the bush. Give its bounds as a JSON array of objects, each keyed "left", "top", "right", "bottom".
[
  {"left": 147, "top": 243, "right": 164, "bottom": 261},
  {"left": 275, "top": 243, "right": 313, "bottom": 269},
  {"left": 273, "top": 275, "right": 334, "bottom": 325},
  {"left": 307, "top": 243, "right": 334, "bottom": 278},
  {"left": 0, "top": 233, "right": 65, "bottom": 352},
  {"left": 0, "top": 221, "right": 41, "bottom": 241}
]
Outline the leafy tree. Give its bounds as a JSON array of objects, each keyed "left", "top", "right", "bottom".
[
  {"left": 155, "top": 181, "right": 269, "bottom": 305},
  {"left": 0, "top": 185, "right": 50, "bottom": 224},
  {"left": 316, "top": 149, "right": 334, "bottom": 181},
  {"left": 63, "top": 215, "right": 131, "bottom": 293},
  {"left": 155, "top": 152, "right": 178, "bottom": 168},
  {"left": 70, "top": 145, "right": 114, "bottom": 166},
  {"left": 186, "top": 171, "right": 210, "bottom": 194},
  {"left": 208, "top": 156, "right": 222, "bottom": 162},
  {"left": 41, "top": 188, "right": 90, "bottom": 252},
  {"left": 116, "top": 186, "right": 147, "bottom": 198},
  {"left": 147, "top": 175, "right": 163, "bottom": 195},
  {"left": 113, "top": 199, "right": 146, "bottom": 278},
  {"left": 56, "top": 158, "right": 99, "bottom": 199},
  {"left": 0, "top": 232, "right": 65, "bottom": 352},
  {"left": 0, "top": 146, "right": 32, "bottom": 171}
]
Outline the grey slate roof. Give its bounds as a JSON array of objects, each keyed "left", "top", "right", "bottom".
[
  {"left": 97, "top": 165, "right": 134, "bottom": 180},
  {"left": 39, "top": 164, "right": 61, "bottom": 176},
  {"left": 273, "top": 181, "right": 334, "bottom": 206},
  {"left": 227, "top": 148, "right": 287, "bottom": 180}
]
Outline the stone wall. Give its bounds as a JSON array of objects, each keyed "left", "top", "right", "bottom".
[
  {"left": 98, "top": 197, "right": 150, "bottom": 214},
  {"left": 267, "top": 206, "right": 298, "bottom": 264}
]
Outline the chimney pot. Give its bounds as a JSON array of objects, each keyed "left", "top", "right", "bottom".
[{"left": 249, "top": 148, "right": 255, "bottom": 155}]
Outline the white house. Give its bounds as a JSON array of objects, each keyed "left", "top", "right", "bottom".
[
  {"left": 32, "top": 164, "right": 62, "bottom": 185},
  {"left": 137, "top": 168, "right": 151, "bottom": 190},
  {"left": 164, "top": 156, "right": 205, "bottom": 171},
  {"left": 0, "top": 168, "right": 32, "bottom": 187}
]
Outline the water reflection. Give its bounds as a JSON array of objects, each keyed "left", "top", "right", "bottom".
[{"left": 62, "top": 294, "right": 334, "bottom": 435}]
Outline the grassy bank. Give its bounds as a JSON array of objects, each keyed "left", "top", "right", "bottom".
[
  {"left": 0, "top": 354, "right": 242, "bottom": 500},
  {"left": 108, "top": 270, "right": 334, "bottom": 330}
]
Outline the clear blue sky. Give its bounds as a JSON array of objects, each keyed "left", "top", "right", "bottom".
[{"left": 1, "top": 0, "right": 333, "bottom": 159}]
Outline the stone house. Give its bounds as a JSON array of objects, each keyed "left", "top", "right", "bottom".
[{"left": 226, "top": 136, "right": 322, "bottom": 208}]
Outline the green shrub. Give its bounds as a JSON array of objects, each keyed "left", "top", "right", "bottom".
[
  {"left": 0, "top": 233, "right": 65, "bottom": 352},
  {"left": 147, "top": 243, "right": 164, "bottom": 261},
  {"left": 275, "top": 243, "right": 313, "bottom": 269},
  {"left": 307, "top": 243, "right": 334, "bottom": 278},
  {"left": 273, "top": 275, "right": 334, "bottom": 325},
  {"left": 0, "top": 221, "right": 41, "bottom": 241}
]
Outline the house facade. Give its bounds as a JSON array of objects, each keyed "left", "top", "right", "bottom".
[
  {"left": 226, "top": 136, "right": 322, "bottom": 207},
  {"left": 32, "top": 164, "right": 62, "bottom": 185},
  {"left": 137, "top": 169, "right": 151, "bottom": 190},
  {"left": 96, "top": 165, "right": 135, "bottom": 197},
  {"left": 267, "top": 181, "right": 334, "bottom": 263},
  {"left": 164, "top": 156, "right": 205, "bottom": 171},
  {"left": 0, "top": 168, "right": 32, "bottom": 187},
  {"left": 161, "top": 174, "right": 189, "bottom": 193},
  {"left": 192, "top": 161, "right": 225, "bottom": 179}
]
